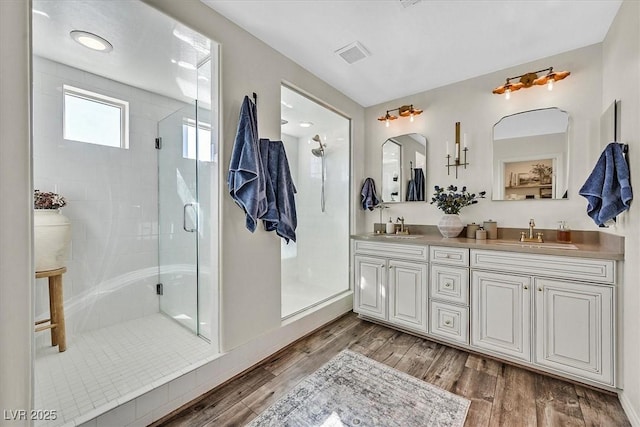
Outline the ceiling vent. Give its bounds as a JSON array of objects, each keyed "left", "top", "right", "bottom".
[
  {"left": 335, "top": 41, "right": 370, "bottom": 65},
  {"left": 399, "top": 0, "right": 422, "bottom": 8}
]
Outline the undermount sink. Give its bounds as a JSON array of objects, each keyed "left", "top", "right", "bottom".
[
  {"left": 494, "top": 241, "right": 579, "bottom": 250},
  {"left": 384, "top": 235, "right": 422, "bottom": 239}
]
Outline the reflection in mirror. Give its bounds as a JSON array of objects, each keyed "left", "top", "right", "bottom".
[
  {"left": 381, "top": 134, "right": 427, "bottom": 202},
  {"left": 492, "top": 108, "right": 569, "bottom": 201}
]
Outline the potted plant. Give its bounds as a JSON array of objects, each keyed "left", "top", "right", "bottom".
[
  {"left": 530, "top": 163, "right": 553, "bottom": 185},
  {"left": 430, "top": 185, "right": 486, "bottom": 237},
  {"left": 34, "top": 190, "right": 71, "bottom": 272}
]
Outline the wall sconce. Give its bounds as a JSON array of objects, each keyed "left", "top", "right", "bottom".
[
  {"left": 446, "top": 122, "right": 468, "bottom": 178},
  {"left": 377, "top": 104, "right": 423, "bottom": 127},
  {"left": 492, "top": 66, "right": 570, "bottom": 99}
]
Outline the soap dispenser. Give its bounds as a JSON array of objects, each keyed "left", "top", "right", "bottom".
[
  {"left": 557, "top": 221, "right": 572, "bottom": 243},
  {"left": 386, "top": 217, "right": 395, "bottom": 234}
]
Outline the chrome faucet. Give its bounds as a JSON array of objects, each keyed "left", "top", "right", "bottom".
[
  {"left": 520, "top": 218, "right": 544, "bottom": 242},
  {"left": 396, "top": 217, "right": 408, "bottom": 234}
]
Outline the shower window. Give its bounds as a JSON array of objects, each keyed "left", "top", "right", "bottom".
[
  {"left": 183, "top": 119, "right": 213, "bottom": 162},
  {"left": 63, "top": 85, "right": 129, "bottom": 148}
]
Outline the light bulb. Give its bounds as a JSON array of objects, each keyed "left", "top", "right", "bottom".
[
  {"left": 410, "top": 112, "right": 414, "bottom": 122},
  {"left": 385, "top": 118, "right": 390, "bottom": 128},
  {"left": 547, "top": 79, "right": 554, "bottom": 91},
  {"left": 505, "top": 88, "right": 511, "bottom": 100}
]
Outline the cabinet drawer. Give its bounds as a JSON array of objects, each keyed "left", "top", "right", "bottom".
[
  {"left": 430, "top": 246, "right": 469, "bottom": 267},
  {"left": 429, "top": 301, "right": 469, "bottom": 344},
  {"left": 470, "top": 250, "right": 615, "bottom": 284},
  {"left": 353, "top": 240, "right": 428, "bottom": 262},
  {"left": 430, "top": 264, "right": 469, "bottom": 305}
]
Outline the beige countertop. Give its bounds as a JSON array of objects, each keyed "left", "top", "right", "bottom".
[{"left": 351, "top": 232, "right": 624, "bottom": 261}]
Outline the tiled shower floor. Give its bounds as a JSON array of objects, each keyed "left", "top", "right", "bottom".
[{"left": 34, "top": 313, "right": 215, "bottom": 427}]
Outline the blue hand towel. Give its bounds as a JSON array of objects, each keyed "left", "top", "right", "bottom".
[
  {"left": 579, "top": 142, "right": 632, "bottom": 226},
  {"left": 228, "top": 96, "right": 267, "bottom": 232},
  {"left": 361, "top": 178, "right": 381, "bottom": 210},
  {"left": 260, "top": 139, "right": 297, "bottom": 243}
]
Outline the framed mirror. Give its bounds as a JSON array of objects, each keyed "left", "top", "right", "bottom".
[
  {"left": 492, "top": 108, "right": 569, "bottom": 201},
  {"left": 381, "top": 133, "right": 427, "bottom": 202}
]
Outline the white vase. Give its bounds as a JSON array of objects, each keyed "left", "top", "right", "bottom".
[
  {"left": 438, "top": 214, "right": 464, "bottom": 238},
  {"left": 34, "top": 209, "right": 71, "bottom": 271}
]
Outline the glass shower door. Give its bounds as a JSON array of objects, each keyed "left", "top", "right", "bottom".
[{"left": 158, "top": 105, "right": 199, "bottom": 334}]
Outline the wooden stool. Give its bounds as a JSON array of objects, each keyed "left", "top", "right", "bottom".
[{"left": 35, "top": 267, "right": 67, "bottom": 352}]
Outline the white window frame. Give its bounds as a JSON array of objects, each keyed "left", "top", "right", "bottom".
[
  {"left": 63, "top": 84, "right": 129, "bottom": 149},
  {"left": 182, "top": 118, "right": 213, "bottom": 162}
]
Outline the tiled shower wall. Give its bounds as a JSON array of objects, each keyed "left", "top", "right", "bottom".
[{"left": 32, "top": 56, "right": 188, "bottom": 345}]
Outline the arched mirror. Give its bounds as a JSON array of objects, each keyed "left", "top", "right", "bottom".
[
  {"left": 492, "top": 108, "right": 569, "bottom": 201},
  {"left": 381, "top": 133, "right": 427, "bottom": 202}
]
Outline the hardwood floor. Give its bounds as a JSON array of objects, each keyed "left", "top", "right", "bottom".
[{"left": 152, "top": 312, "right": 630, "bottom": 427}]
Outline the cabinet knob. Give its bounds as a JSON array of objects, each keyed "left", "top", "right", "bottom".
[
  {"left": 380, "top": 264, "right": 385, "bottom": 268},
  {"left": 444, "top": 282, "right": 452, "bottom": 288},
  {"left": 444, "top": 320, "right": 452, "bottom": 325},
  {"left": 538, "top": 287, "right": 543, "bottom": 292},
  {"left": 524, "top": 285, "right": 528, "bottom": 290}
]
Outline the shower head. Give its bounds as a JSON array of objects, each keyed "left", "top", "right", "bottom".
[{"left": 311, "top": 134, "right": 325, "bottom": 157}]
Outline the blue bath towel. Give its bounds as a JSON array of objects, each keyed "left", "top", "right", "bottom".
[
  {"left": 260, "top": 139, "right": 297, "bottom": 243},
  {"left": 361, "top": 178, "right": 381, "bottom": 210},
  {"left": 228, "top": 96, "right": 267, "bottom": 232},
  {"left": 579, "top": 142, "right": 632, "bottom": 226},
  {"left": 258, "top": 138, "right": 279, "bottom": 231},
  {"left": 414, "top": 168, "right": 425, "bottom": 201},
  {"left": 406, "top": 180, "right": 417, "bottom": 201}
]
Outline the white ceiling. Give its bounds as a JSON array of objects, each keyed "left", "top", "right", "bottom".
[
  {"left": 32, "top": 0, "right": 213, "bottom": 103},
  {"left": 202, "top": 0, "right": 622, "bottom": 107}
]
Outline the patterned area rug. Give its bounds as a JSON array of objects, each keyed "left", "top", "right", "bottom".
[{"left": 247, "top": 349, "right": 470, "bottom": 427}]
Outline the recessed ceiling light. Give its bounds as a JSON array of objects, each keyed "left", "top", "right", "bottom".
[
  {"left": 299, "top": 121, "right": 313, "bottom": 128},
  {"left": 70, "top": 30, "right": 113, "bottom": 52}
]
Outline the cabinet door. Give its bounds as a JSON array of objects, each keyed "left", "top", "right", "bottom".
[
  {"left": 535, "top": 278, "right": 614, "bottom": 385},
  {"left": 471, "top": 270, "right": 531, "bottom": 361},
  {"left": 354, "top": 255, "right": 387, "bottom": 320},
  {"left": 388, "top": 260, "right": 427, "bottom": 331}
]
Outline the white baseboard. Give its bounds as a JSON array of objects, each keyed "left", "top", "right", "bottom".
[{"left": 619, "top": 391, "right": 640, "bottom": 427}]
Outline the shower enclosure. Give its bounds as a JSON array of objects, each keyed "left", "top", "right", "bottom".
[
  {"left": 32, "top": 1, "right": 219, "bottom": 424},
  {"left": 280, "top": 85, "right": 351, "bottom": 317},
  {"left": 158, "top": 59, "right": 216, "bottom": 341}
]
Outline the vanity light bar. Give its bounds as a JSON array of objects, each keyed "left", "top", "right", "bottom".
[
  {"left": 377, "top": 104, "right": 422, "bottom": 127},
  {"left": 492, "top": 67, "right": 570, "bottom": 99}
]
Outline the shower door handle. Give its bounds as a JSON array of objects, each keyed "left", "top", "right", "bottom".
[{"left": 183, "top": 203, "right": 197, "bottom": 232}]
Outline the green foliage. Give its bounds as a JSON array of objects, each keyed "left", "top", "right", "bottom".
[{"left": 430, "top": 185, "right": 486, "bottom": 215}]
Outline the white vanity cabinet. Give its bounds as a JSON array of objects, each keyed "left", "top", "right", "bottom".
[
  {"left": 353, "top": 255, "right": 387, "bottom": 320},
  {"left": 471, "top": 249, "right": 616, "bottom": 386},
  {"left": 353, "top": 240, "right": 428, "bottom": 332},
  {"left": 534, "top": 278, "right": 613, "bottom": 384},
  {"left": 352, "top": 238, "right": 620, "bottom": 389},
  {"left": 471, "top": 270, "right": 531, "bottom": 361},
  {"left": 429, "top": 246, "right": 470, "bottom": 344}
]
